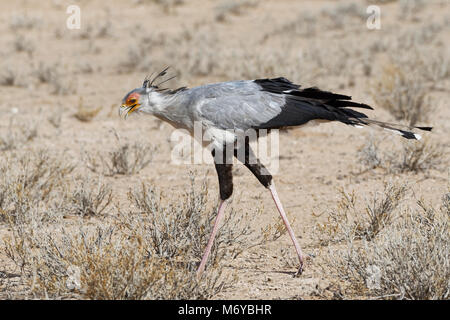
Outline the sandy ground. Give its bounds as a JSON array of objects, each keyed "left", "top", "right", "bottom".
[{"left": 0, "top": 0, "right": 449, "bottom": 299}]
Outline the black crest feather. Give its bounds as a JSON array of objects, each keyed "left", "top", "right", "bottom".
[{"left": 142, "top": 66, "right": 187, "bottom": 94}]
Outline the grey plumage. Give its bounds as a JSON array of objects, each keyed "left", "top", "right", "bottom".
[{"left": 122, "top": 76, "right": 431, "bottom": 145}]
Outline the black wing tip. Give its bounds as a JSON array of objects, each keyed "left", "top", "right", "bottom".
[
  {"left": 393, "top": 129, "right": 421, "bottom": 140},
  {"left": 360, "top": 103, "right": 374, "bottom": 110},
  {"left": 416, "top": 126, "right": 433, "bottom": 132},
  {"left": 402, "top": 132, "right": 418, "bottom": 140},
  {"left": 343, "top": 102, "right": 374, "bottom": 110}
]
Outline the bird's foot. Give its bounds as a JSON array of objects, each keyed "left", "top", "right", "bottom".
[{"left": 293, "top": 264, "right": 303, "bottom": 278}]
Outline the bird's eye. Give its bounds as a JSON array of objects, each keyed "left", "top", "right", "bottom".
[{"left": 129, "top": 98, "right": 137, "bottom": 104}]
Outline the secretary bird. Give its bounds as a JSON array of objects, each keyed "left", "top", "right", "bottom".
[{"left": 119, "top": 68, "right": 432, "bottom": 277}]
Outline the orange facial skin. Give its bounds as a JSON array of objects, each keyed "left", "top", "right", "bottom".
[
  {"left": 121, "top": 92, "right": 141, "bottom": 117},
  {"left": 124, "top": 92, "right": 140, "bottom": 106}
]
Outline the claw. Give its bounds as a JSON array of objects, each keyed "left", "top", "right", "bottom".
[{"left": 294, "top": 264, "right": 303, "bottom": 278}]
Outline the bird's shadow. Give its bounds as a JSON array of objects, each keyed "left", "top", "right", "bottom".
[{"left": 230, "top": 265, "right": 301, "bottom": 277}]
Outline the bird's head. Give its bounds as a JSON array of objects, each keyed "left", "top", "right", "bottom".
[
  {"left": 119, "top": 87, "right": 148, "bottom": 119},
  {"left": 119, "top": 67, "right": 178, "bottom": 119}
]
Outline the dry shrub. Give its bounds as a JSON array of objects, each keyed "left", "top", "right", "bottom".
[
  {"left": 372, "top": 63, "right": 431, "bottom": 126},
  {"left": 32, "top": 62, "right": 76, "bottom": 95},
  {"left": 0, "top": 118, "right": 38, "bottom": 151},
  {"left": 126, "top": 176, "right": 274, "bottom": 262},
  {"left": 134, "top": 0, "right": 184, "bottom": 13},
  {"left": 442, "top": 192, "right": 450, "bottom": 217},
  {"left": 75, "top": 61, "right": 94, "bottom": 74},
  {"left": 269, "top": 2, "right": 364, "bottom": 39},
  {"left": 357, "top": 136, "right": 382, "bottom": 170},
  {"left": 13, "top": 35, "right": 35, "bottom": 56},
  {"left": 0, "top": 67, "right": 18, "bottom": 86},
  {"left": 64, "top": 177, "right": 113, "bottom": 217},
  {"left": 315, "top": 183, "right": 407, "bottom": 245},
  {"left": 398, "top": 22, "right": 443, "bottom": 50},
  {"left": 0, "top": 149, "right": 75, "bottom": 225},
  {"left": 398, "top": 0, "right": 425, "bottom": 21},
  {"left": 215, "top": 0, "right": 259, "bottom": 22},
  {"left": 366, "top": 0, "right": 397, "bottom": 3},
  {"left": 9, "top": 14, "right": 41, "bottom": 30},
  {"left": 33, "top": 62, "right": 55, "bottom": 84},
  {"left": 86, "top": 137, "right": 155, "bottom": 176},
  {"left": 358, "top": 136, "right": 444, "bottom": 174},
  {"left": 0, "top": 66, "right": 28, "bottom": 88},
  {"left": 418, "top": 49, "right": 450, "bottom": 84},
  {"left": 393, "top": 138, "right": 443, "bottom": 173},
  {"left": 4, "top": 221, "right": 227, "bottom": 299},
  {"left": 325, "top": 191, "right": 450, "bottom": 299},
  {"left": 118, "top": 43, "right": 154, "bottom": 73},
  {"left": 2, "top": 175, "right": 274, "bottom": 299},
  {"left": 391, "top": 46, "right": 449, "bottom": 85},
  {"left": 320, "top": 3, "right": 366, "bottom": 29},
  {"left": 73, "top": 98, "right": 102, "bottom": 122},
  {"left": 371, "top": 44, "right": 448, "bottom": 126},
  {"left": 73, "top": 21, "right": 113, "bottom": 40},
  {"left": 47, "top": 108, "right": 63, "bottom": 129},
  {"left": 267, "top": 13, "right": 317, "bottom": 38}
]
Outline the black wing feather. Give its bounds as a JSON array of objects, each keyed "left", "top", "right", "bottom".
[
  {"left": 254, "top": 77, "right": 370, "bottom": 129},
  {"left": 252, "top": 77, "right": 432, "bottom": 140}
]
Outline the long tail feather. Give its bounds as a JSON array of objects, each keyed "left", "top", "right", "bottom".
[{"left": 358, "top": 119, "right": 433, "bottom": 140}]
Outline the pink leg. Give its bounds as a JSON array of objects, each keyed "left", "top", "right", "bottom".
[
  {"left": 197, "top": 200, "right": 227, "bottom": 277},
  {"left": 269, "top": 183, "right": 304, "bottom": 275}
]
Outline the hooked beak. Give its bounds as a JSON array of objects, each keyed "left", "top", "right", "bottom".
[{"left": 119, "top": 103, "right": 140, "bottom": 119}]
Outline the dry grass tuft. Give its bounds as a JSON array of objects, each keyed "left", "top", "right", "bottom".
[
  {"left": 0, "top": 67, "right": 27, "bottom": 87},
  {"left": 74, "top": 21, "right": 113, "bottom": 40},
  {"left": 372, "top": 63, "right": 431, "bottom": 126},
  {"left": 47, "top": 108, "right": 63, "bottom": 129},
  {"left": 13, "top": 35, "right": 35, "bottom": 57},
  {"left": 358, "top": 136, "right": 444, "bottom": 174},
  {"left": 127, "top": 174, "right": 281, "bottom": 262},
  {"left": 86, "top": 137, "right": 155, "bottom": 176},
  {"left": 392, "top": 138, "right": 444, "bottom": 173},
  {"left": 0, "top": 67, "right": 17, "bottom": 86},
  {"left": 0, "top": 149, "right": 75, "bottom": 225},
  {"left": 215, "top": 0, "right": 259, "bottom": 22},
  {"left": 1, "top": 175, "right": 271, "bottom": 299},
  {"left": 320, "top": 3, "right": 366, "bottom": 29},
  {"left": 324, "top": 188, "right": 450, "bottom": 300},
  {"left": 64, "top": 177, "right": 113, "bottom": 217},
  {"left": 134, "top": 0, "right": 184, "bottom": 14},
  {"left": 399, "top": 0, "right": 426, "bottom": 21},
  {"left": 315, "top": 183, "right": 408, "bottom": 245},
  {"left": 118, "top": 40, "right": 154, "bottom": 73},
  {"left": 357, "top": 136, "right": 383, "bottom": 170},
  {"left": 3, "top": 222, "right": 226, "bottom": 299},
  {"left": 9, "top": 14, "right": 41, "bottom": 31},
  {"left": 32, "top": 62, "right": 76, "bottom": 95},
  {"left": 0, "top": 118, "right": 38, "bottom": 151}
]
